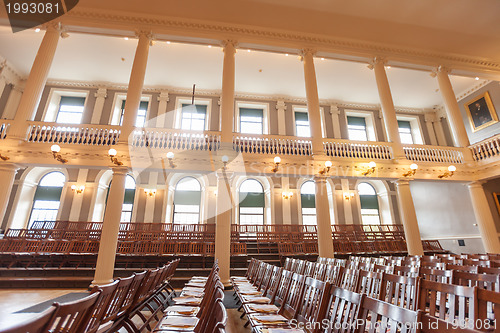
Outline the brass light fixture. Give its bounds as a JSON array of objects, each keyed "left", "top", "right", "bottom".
[
  {"left": 282, "top": 191, "right": 293, "bottom": 199},
  {"left": 51, "top": 145, "right": 68, "bottom": 164},
  {"left": 319, "top": 161, "right": 333, "bottom": 175},
  {"left": 0, "top": 153, "right": 9, "bottom": 161},
  {"left": 108, "top": 148, "right": 123, "bottom": 166},
  {"left": 272, "top": 156, "right": 281, "bottom": 173},
  {"left": 362, "top": 161, "right": 377, "bottom": 176},
  {"left": 438, "top": 165, "right": 456, "bottom": 179},
  {"left": 71, "top": 185, "right": 85, "bottom": 194},
  {"left": 402, "top": 163, "right": 418, "bottom": 177},
  {"left": 221, "top": 155, "right": 229, "bottom": 170},
  {"left": 166, "top": 152, "right": 176, "bottom": 168},
  {"left": 343, "top": 192, "right": 354, "bottom": 200},
  {"left": 144, "top": 189, "right": 157, "bottom": 197}
]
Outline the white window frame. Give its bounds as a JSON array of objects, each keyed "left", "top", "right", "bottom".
[
  {"left": 235, "top": 101, "right": 269, "bottom": 135},
  {"left": 173, "top": 97, "right": 212, "bottom": 131},
  {"left": 345, "top": 110, "right": 377, "bottom": 141},
  {"left": 396, "top": 114, "right": 424, "bottom": 145},
  {"left": 41, "top": 88, "right": 89, "bottom": 123},
  {"left": 291, "top": 105, "right": 325, "bottom": 138},
  {"left": 109, "top": 93, "right": 152, "bottom": 126}
]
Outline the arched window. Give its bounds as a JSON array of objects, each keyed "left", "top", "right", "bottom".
[
  {"left": 239, "top": 179, "right": 264, "bottom": 225},
  {"left": 301, "top": 181, "right": 316, "bottom": 225},
  {"left": 28, "top": 172, "right": 65, "bottom": 227},
  {"left": 358, "top": 182, "right": 380, "bottom": 224},
  {"left": 105, "top": 175, "right": 136, "bottom": 222},
  {"left": 173, "top": 177, "right": 201, "bottom": 224}
]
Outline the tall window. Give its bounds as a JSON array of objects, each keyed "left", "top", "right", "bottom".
[
  {"left": 239, "top": 179, "right": 265, "bottom": 225},
  {"left": 240, "top": 108, "right": 264, "bottom": 134},
  {"left": 121, "top": 175, "right": 136, "bottom": 222},
  {"left": 119, "top": 100, "right": 149, "bottom": 127},
  {"left": 173, "top": 177, "right": 202, "bottom": 224},
  {"left": 295, "top": 112, "right": 310, "bottom": 137},
  {"left": 181, "top": 104, "right": 207, "bottom": 131},
  {"left": 398, "top": 120, "right": 414, "bottom": 144},
  {"left": 28, "top": 172, "right": 65, "bottom": 227},
  {"left": 347, "top": 116, "right": 368, "bottom": 141},
  {"left": 301, "top": 181, "right": 316, "bottom": 225},
  {"left": 358, "top": 182, "right": 380, "bottom": 225},
  {"left": 56, "top": 96, "right": 85, "bottom": 124}
]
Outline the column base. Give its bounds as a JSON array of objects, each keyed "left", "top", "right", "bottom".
[{"left": 90, "top": 278, "right": 114, "bottom": 288}]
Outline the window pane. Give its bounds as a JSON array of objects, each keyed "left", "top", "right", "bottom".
[
  {"left": 240, "top": 179, "right": 263, "bottom": 193},
  {"left": 361, "top": 208, "right": 380, "bottom": 225},
  {"left": 399, "top": 132, "right": 414, "bottom": 144},
  {"left": 56, "top": 97, "right": 85, "bottom": 124},
  {"left": 29, "top": 200, "right": 60, "bottom": 227},
  {"left": 296, "top": 124, "right": 311, "bottom": 137},
  {"left": 357, "top": 183, "right": 376, "bottom": 195},
  {"left": 125, "top": 175, "right": 136, "bottom": 189},
  {"left": 176, "top": 177, "right": 201, "bottom": 191},
  {"left": 39, "top": 172, "right": 66, "bottom": 187},
  {"left": 302, "top": 207, "right": 317, "bottom": 226},
  {"left": 348, "top": 126, "right": 368, "bottom": 141},
  {"left": 300, "top": 181, "right": 315, "bottom": 195},
  {"left": 240, "top": 119, "right": 263, "bottom": 134}
]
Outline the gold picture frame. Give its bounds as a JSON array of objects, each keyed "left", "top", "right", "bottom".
[
  {"left": 464, "top": 91, "right": 499, "bottom": 132},
  {"left": 494, "top": 192, "right": 500, "bottom": 217}
]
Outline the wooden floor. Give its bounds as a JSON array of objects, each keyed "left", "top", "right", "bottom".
[{"left": 0, "top": 288, "right": 250, "bottom": 333}]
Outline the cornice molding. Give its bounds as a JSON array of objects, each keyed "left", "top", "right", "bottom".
[
  {"left": 62, "top": 8, "right": 500, "bottom": 74},
  {"left": 454, "top": 80, "right": 491, "bottom": 102},
  {"left": 0, "top": 56, "right": 23, "bottom": 85}
]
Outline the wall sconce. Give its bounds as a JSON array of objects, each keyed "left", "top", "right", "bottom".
[
  {"left": 108, "top": 148, "right": 123, "bottom": 166},
  {"left": 438, "top": 165, "right": 456, "bottom": 179},
  {"left": 144, "top": 189, "right": 157, "bottom": 197},
  {"left": 71, "top": 185, "right": 85, "bottom": 194},
  {"left": 282, "top": 191, "right": 293, "bottom": 199},
  {"left": 166, "top": 152, "right": 176, "bottom": 168},
  {"left": 0, "top": 153, "right": 9, "bottom": 161},
  {"left": 343, "top": 192, "right": 354, "bottom": 200},
  {"left": 272, "top": 156, "right": 281, "bottom": 173},
  {"left": 221, "top": 155, "right": 229, "bottom": 170},
  {"left": 402, "top": 163, "right": 418, "bottom": 177},
  {"left": 362, "top": 161, "right": 376, "bottom": 176},
  {"left": 319, "top": 161, "right": 333, "bottom": 175},
  {"left": 51, "top": 145, "right": 68, "bottom": 164}
]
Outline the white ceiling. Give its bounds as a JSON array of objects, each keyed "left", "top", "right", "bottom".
[{"left": 0, "top": 26, "right": 481, "bottom": 109}]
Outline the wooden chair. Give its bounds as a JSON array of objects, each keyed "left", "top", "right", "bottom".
[
  {"left": 418, "top": 279, "right": 478, "bottom": 324},
  {"left": 356, "top": 270, "right": 384, "bottom": 299},
  {"left": 453, "top": 271, "right": 500, "bottom": 292},
  {"left": 0, "top": 306, "right": 56, "bottom": 333},
  {"left": 44, "top": 292, "right": 101, "bottom": 333},
  {"left": 446, "top": 264, "right": 479, "bottom": 273},
  {"left": 394, "top": 265, "right": 420, "bottom": 278},
  {"left": 477, "top": 288, "right": 500, "bottom": 327},
  {"left": 356, "top": 295, "right": 421, "bottom": 333},
  {"left": 295, "top": 277, "right": 331, "bottom": 333},
  {"left": 338, "top": 268, "right": 359, "bottom": 292},
  {"left": 379, "top": 273, "right": 419, "bottom": 310},
  {"left": 325, "top": 265, "right": 343, "bottom": 286},
  {"left": 83, "top": 280, "right": 120, "bottom": 333},
  {"left": 419, "top": 268, "right": 453, "bottom": 284},
  {"left": 373, "top": 263, "right": 394, "bottom": 274},
  {"left": 312, "top": 263, "right": 328, "bottom": 281},
  {"left": 324, "top": 286, "right": 363, "bottom": 333}
]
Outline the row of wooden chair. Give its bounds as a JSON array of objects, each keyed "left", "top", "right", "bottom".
[
  {"left": 235, "top": 258, "right": 500, "bottom": 332},
  {"left": 0, "top": 260, "right": 179, "bottom": 333}
]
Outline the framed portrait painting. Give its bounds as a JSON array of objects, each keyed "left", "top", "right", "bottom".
[{"left": 464, "top": 91, "right": 499, "bottom": 132}]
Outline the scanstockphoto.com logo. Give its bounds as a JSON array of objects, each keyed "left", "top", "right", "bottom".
[{"left": 3, "top": 0, "right": 79, "bottom": 32}]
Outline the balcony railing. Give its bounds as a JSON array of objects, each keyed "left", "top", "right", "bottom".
[
  {"left": 27, "top": 122, "right": 121, "bottom": 145},
  {"left": 470, "top": 133, "right": 500, "bottom": 161},
  {"left": 132, "top": 128, "right": 220, "bottom": 151},
  {"left": 0, "top": 121, "right": 9, "bottom": 139},
  {"left": 323, "top": 139, "right": 393, "bottom": 160},
  {"left": 233, "top": 134, "right": 312, "bottom": 156},
  {"left": 403, "top": 144, "right": 465, "bottom": 164}
]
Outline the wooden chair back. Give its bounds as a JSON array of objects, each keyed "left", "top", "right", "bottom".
[
  {"left": 102, "top": 275, "right": 135, "bottom": 322},
  {"left": 373, "top": 264, "right": 394, "bottom": 274},
  {"left": 84, "top": 280, "right": 119, "bottom": 333},
  {"left": 279, "top": 273, "right": 306, "bottom": 320},
  {"left": 418, "top": 279, "right": 478, "bottom": 324},
  {"left": 312, "top": 263, "right": 328, "bottom": 281},
  {"left": 356, "top": 295, "right": 420, "bottom": 333},
  {"left": 325, "top": 265, "right": 344, "bottom": 286},
  {"left": 263, "top": 266, "right": 283, "bottom": 303},
  {"left": 379, "top": 273, "right": 419, "bottom": 310},
  {"left": 419, "top": 268, "right": 453, "bottom": 284},
  {"left": 453, "top": 271, "right": 500, "bottom": 292},
  {"left": 446, "top": 264, "right": 479, "bottom": 273},
  {"left": 45, "top": 292, "right": 101, "bottom": 333},
  {"left": 356, "top": 270, "right": 384, "bottom": 299},
  {"left": 115, "top": 270, "right": 147, "bottom": 318},
  {"left": 295, "top": 277, "right": 331, "bottom": 333},
  {"left": 477, "top": 288, "right": 500, "bottom": 326},
  {"left": 0, "top": 306, "right": 56, "bottom": 333},
  {"left": 274, "top": 269, "right": 294, "bottom": 307},
  {"left": 324, "top": 286, "right": 363, "bottom": 333},
  {"left": 394, "top": 265, "right": 420, "bottom": 278},
  {"left": 205, "top": 299, "right": 227, "bottom": 333},
  {"left": 339, "top": 268, "right": 359, "bottom": 292}
]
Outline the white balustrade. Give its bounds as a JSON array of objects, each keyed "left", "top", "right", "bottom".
[
  {"left": 469, "top": 133, "right": 500, "bottom": 161},
  {"left": 323, "top": 139, "right": 393, "bottom": 160},
  {"left": 233, "top": 134, "right": 312, "bottom": 156},
  {"left": 27, "top": 122, "right": 121, "bottom": 145},
  {"left": 132, "top": 128, "right": 220, "bottom": 151},
  {"left": 0, "top": 121, "right": 10, "bottom": 139},
  {"left": 403, "top": 144, "right": 464, "bottom": 164}
]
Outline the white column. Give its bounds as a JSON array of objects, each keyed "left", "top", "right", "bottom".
[
  {"left": 144, "top": 172, "right": 157, "bottom": 223},
  {"left": 433, "top": 116, "right": 447, "bottom": 146},
  {"left": 90, "top": 88, "right": 107, "bottom": 124},
  {"left": 394, "top": 179, "right": 424, "bottom": 255},
  {"left": 214, "top": 170, "right": 234, "bottom": 284},
  {"left": 314, "top": 176, "right": 335, "bottom": 258},
  {"left": 276, "top": 99, "right": 286, "bottom": 136},
  {"left": 341, "top": 179, "right": 353, "bottom": 224},
  {"left": 156, "top": 91, "right": 170, "bottom": 128},
  {"left": 330, "top": 104, "right": 341, "bottom": 139},
  {"left": 2, "top": 83, "right": 23, "bottom": 120},
  {"left": 0, "top": 163, "right": 19, "bottom": 226},
  {"left": 119, "top": 32, "right": 152, "bottom": 141},
  {"left": 468, "top": 182, "right": 500, "bottom": 254},
  {"left": 9, "top": 23, "right": 61, "bottom": 139},
  {"left": 372, "top": 57, "right": 405, "bottom": 159},
  {"left": 92, "top": 167, "right": 128, "bottom": 285},
  {"left": 220, "top": 40, "right": 237, "bottom": 143},
  {"left": 281, "top": 177, "right": 291, "bottom": 224},
  {"left": 424, "top": 112, "right": 438, "bottom": 146},
  {"left": 436, "top": 66, "right": 470, "bottom": 147},
  {"left": 69, "top": 169, "right": 88, "bottom": 221},
  {"left": 301, "top": 49, "right": 324, "bottom": 156}
]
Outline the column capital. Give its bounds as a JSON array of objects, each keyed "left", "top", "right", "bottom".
[
  {"left": 43, "top": 21, "right": 63, "bottom": 33},
  {"left": 367, "top": 57, "right": 387, "bottom": 69},
  {"left": 157, "top": 91, "right": 170, "bottom": 102},
  {"left": 135, "top": 30, "right": 154, "bottom": 40},
  {"left": 393, "top": 178, "right": 411, "bottom": 186},
  {"left": 216, "top": 170, "right": 234, "bottom": 180},
  {"left": 424, "top": 111, "right": 437, "bottom": 123},
  {"left": 467, "top": 181, "right": 486, "bottom": 189},
  {"left": 111, "top": 166, "right": 130, "bottom": 176},
  {"left": 436, "top": 65, "right": 451, "bottom": 74},
  {"left": 94, "top": 88, "right": 107, "bottom": 99},
  {"left": 221, "top": 40, "right": 238, "bottom": 51},
  {"left": 299, "top": 48, "right": 316, "bottom": 60},
  {"left": 329, "top": 104, "right": 340, "bottom": 115},
  {"left": 313, "top": 175, "right": 328, "bottom": 183},
  {"left": 276, "top": 99, "right": 286, "bottom": 111}
]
